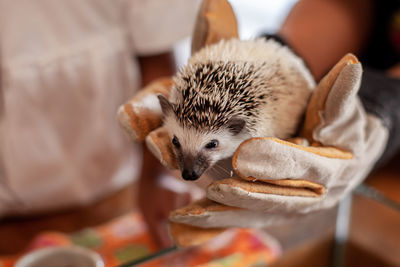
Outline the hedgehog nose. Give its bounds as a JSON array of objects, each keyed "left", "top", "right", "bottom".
[{"left": 182, "top": 169, "right": 199, "bottom": 181}]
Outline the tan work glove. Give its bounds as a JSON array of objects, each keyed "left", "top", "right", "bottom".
[
  {"left": 118, "top": 54, "right": 388, "bottom": 247},
  {"left": 167, "top": 54, "right": 388, "bottom": 237},
  {"left": 117, "top": 0, "right": 389, "bottom": 246}
]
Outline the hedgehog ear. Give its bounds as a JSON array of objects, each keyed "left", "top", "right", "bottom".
[
  {"left": 191, "top": 0, "right": 239, "bottom": 55},
  {"left": 227, "top": 117, "right": 246, "bottom": 135},
  {"left": 157, "top": 95, "right": 174, "bottom": 116}
]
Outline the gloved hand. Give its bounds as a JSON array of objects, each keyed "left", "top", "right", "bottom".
[
  {"left": 117, "top": 0, "right": 389, "bottom": 247},
  {"left": 168, "top": 54, "right": 389, "bottom": 238},
  {"left": 118, "top": 53, "right": 388, "bottom": 247}
]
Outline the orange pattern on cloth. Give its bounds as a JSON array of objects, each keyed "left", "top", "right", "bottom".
[{"left": 0, "top": 212, "right": 279, "bottom": 267}]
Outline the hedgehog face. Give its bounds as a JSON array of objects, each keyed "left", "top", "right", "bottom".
[
  {"left": 166, "top": 119, "right": 247, "bottom": 181},
  {"left": 158, "top": 95, "right": 248, "bottom": 181}
]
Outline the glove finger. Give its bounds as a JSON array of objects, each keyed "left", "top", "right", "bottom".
[
  {"left": 168, "top": 221, "right": 226, "bottom": 247},
  {"left": 301, "top": 54, "right": 359, "bottom": 141},
  {"left": 301, "top": 54, "right": 366, "bottom": 153},
  {"left": 146, "top": 127, "right": 178, "bottom": 169},
  {"left": 191, "top": 0, "right": 239, "bottom": 54},
  {"left": 206, "top": 178, "right": 322, "bottom": 213},
  {"left": 209, "top": 178, "right": 323, "bottom": 198},
  {"left": 314, "top": 62, "right": 366, "bottom": 153},
  {"left": 169, "top": 198, "right": 302, "bottom": 228},
  {"left": 118, "top": 77, "right": 172, "bottom": 142},
  {"left": 233, "top": 137, "right": 351, "bottom": 187}
]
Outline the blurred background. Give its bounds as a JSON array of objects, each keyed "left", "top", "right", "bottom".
[
  {"left": 174, "top": 0, "right": 298, "bottom": 67},
  {"left": 0, "top": 0, "right": 399, "bottom": 266}
]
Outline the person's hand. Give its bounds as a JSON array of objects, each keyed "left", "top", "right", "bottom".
[{"left": 208, "top": 54, "right": 388, "bottom": 212}]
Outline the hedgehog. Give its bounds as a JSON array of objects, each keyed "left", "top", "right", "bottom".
[{"left": 158, "top": 38, "right": 315, "bottom": 181}]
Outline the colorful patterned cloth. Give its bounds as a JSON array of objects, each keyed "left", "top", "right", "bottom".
[{"left": 0, "top": 213, "right": 280, "bottom": 267}]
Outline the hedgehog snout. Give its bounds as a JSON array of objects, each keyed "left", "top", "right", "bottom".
[
  {"left": 182, "top": 169, "right": 199, "bottom": 181},
  {"left": 181, "top": 156, "right": 201, "bottom": 181},
  {"left": 180, "top": 153, "right": 209, "bottom": 181}
]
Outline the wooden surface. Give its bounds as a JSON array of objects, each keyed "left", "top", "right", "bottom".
[
  {"left": 270, "top": 231, "right": 334, "bottom": 267},
  {"left": 345, "top": 154, "right": 400, "bottom": 267},
  {"left": 366, "top": 154, "right": 400, "bottom": 203},
  {"left": 345, "top": 195, "right": 400, "bottom": 267}
]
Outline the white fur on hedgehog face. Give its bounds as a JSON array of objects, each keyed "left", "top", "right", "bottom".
[{"left": 163, "top": 113, "right": 249, "bottom": 181}]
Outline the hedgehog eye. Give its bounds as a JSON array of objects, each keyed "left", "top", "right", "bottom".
[
  {"left": 205, "top": 140, "right": 219, "bottom": 149},
  {"left": 172, "top": 136, "right": 181, "bottom": 148}
]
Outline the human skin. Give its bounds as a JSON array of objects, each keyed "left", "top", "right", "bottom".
[{"left": 279, "top": 0, "right": 374, "bottom": 80}]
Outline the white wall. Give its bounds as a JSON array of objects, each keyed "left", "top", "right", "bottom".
[{"left": 174, "top": 0, "right": 298, "bottom": 67}]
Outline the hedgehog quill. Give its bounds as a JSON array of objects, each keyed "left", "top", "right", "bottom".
[{"left": 159, "top": 38, "right": 315, "bottom": 181}]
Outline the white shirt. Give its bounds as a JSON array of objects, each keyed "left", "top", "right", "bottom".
[{"left": 0, "top": 0, "right": 199, "bottom": 216}]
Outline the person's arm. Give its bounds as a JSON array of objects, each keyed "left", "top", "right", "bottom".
[
  {"left": 279, "top": 0, "right": 373, "bottom": 80},
  {"left": 138, "top": 53, "right": 176, "bottom": 86}
]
